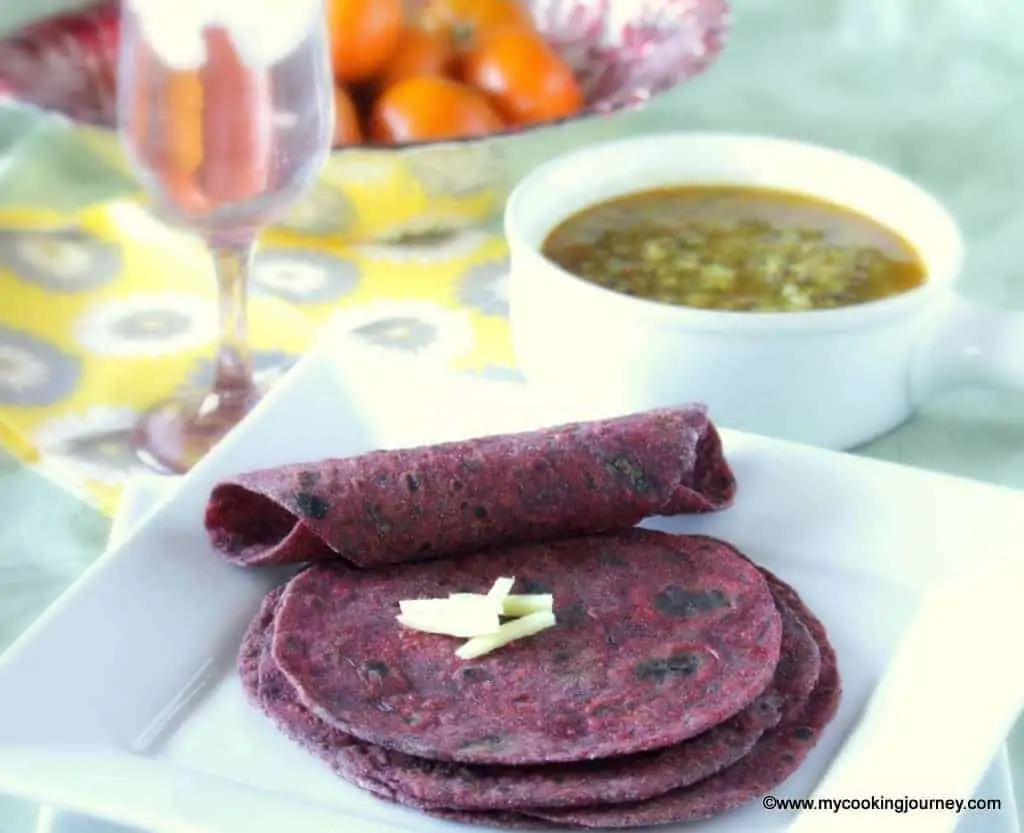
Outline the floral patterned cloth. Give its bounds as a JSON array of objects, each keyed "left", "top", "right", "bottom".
[{"left": 0, "top": 199, "right": 521, "bottom": 516}]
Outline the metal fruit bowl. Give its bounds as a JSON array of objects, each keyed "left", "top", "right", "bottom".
[{"left": 0, "top": 0, "right": 730, "bottom": 242}]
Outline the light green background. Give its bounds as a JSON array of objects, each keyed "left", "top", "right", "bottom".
[{"left": 1, "top": 0, "right": 1024, "bottom": 831}]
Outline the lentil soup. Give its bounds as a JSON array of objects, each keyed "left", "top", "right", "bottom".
[{"left": 541, "top": 186, "right": 926, "bottom": 312}]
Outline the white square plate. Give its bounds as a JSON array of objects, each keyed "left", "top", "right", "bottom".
[{"left": 0, "top": 336, "right": 1022, "bottom": 833}]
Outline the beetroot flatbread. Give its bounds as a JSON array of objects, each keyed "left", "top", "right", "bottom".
[
  {"left": 269, "top": 530, "right": 782, "bottom": 765},
  {"left": 518, "top": 568, "right": 842, "bottom": 828},
  {"left": 239, "top": 572, "right": 819, "bottom": 812},
  {"left": 432, "top": 653, "right": 838, "bottom": 829},
  {"left": 409, "top": 570, "right": 839, "bottom": 829},
  {"left": 206, "top": 406, "right": 735, "bottom": 569}
]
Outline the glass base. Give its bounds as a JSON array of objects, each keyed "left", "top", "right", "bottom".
[{"left": 133, "top": 387, "right": 261, "bottom": 475}]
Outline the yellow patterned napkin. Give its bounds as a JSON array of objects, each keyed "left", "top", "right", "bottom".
[{"left": 0, "top": 200, "right": 518, "bottom": 516}]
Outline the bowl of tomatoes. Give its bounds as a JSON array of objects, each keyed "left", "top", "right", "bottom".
[{"left": 0, "top": 0, "right": 729, "bottom": 241}]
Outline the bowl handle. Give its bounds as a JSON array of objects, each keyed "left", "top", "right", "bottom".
[{"left": 911, "top": 293, "right": 1024, "bottom": 402}]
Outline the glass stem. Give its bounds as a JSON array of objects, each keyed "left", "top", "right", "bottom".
[{"left": 210, "top": 239, "right": 256, "bottom": 404}]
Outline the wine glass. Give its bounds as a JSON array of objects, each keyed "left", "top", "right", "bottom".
[{"left": 116, "top": 0, "right": 335, "bottom": 474}]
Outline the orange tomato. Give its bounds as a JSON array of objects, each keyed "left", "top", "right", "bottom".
[
  {"left": 369, "top": 76, "right": 505, "bottom": 143},
  {"left": 461, "top": 27, "right": 583, "bottom": 126},
  {"left": 333, "top": 86, "right": 364, "bottom": 145},
  {"left": 419, "top": 0, "right": 533, "bottom": 44},
  {"left": 377, "top": 27, "right": 455, "bottom": 89},
  {"left": 327, "top": 0, "right": 404, "bottom": 82}
]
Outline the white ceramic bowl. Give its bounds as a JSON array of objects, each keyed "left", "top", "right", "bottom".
[{"left": 504, "top": 132, "right": 1024, "bottom": 449}]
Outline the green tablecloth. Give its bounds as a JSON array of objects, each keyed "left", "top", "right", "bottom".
[{"left": 2, "top": 1, "right": 1024, "bottom": 831}]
